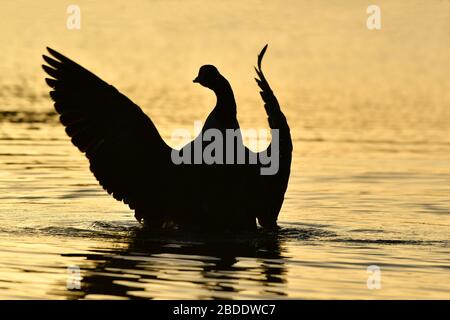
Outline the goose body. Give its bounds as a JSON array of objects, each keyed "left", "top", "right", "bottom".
[{"left": 42, "top": 45, "right": 292, "bottom": 232}]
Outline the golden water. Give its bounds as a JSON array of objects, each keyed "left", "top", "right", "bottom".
[{"left": 0, "top": 0, "right": 449, "bottom": 299}]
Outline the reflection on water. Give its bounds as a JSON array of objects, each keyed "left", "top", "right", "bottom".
[
  {"left": 1, "top": 219, "right": 448, "bottom": 299},
  {"left": 1, "top": 0, "right": 450, "bottom": 299},
  {"left": 64, "top": 229, "right": 287, "bottom": 300}
]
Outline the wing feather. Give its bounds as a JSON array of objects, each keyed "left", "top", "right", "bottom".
[
  {"left": 42, "top": 47, "right": 178, "bottom": 224},
  {"left": 252, "top": 45, "right": 293, "bottom": 228}
]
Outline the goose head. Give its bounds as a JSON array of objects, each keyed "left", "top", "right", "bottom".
[{"left": 193, "top": 65, "right": 225, "bottom": 90}]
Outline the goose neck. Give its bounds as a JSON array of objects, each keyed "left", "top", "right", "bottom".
[{"left": 213, "top": 80, "right": 236, "bottom": 114}]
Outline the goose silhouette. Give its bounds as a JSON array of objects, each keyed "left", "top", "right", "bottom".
[{"left": 42, "top": 45, "right": 292, "bottom": 232}]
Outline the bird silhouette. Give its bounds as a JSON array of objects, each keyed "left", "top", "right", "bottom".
[{"left": 42, "top": 45, "right": 292, "bottom": 232}]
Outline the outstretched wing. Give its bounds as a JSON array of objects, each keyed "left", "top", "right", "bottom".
[
  {"left": 252, "top": 45, "right": 293, "bottom": 228},
  {"left": 42, "top": 47, "right": 180, "bottom": 225}
]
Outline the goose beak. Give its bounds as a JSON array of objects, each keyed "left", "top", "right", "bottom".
[{"left": 193, "top": 77, "right": 199, "bottom": 83}]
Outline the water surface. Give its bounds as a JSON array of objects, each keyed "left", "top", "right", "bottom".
[{"left": 0, "top": 0, "right": 449, "bottom": 299}]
